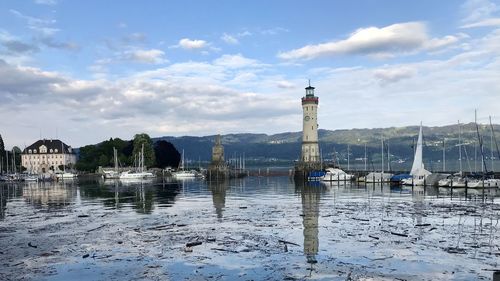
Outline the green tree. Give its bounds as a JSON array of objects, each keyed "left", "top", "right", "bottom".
[
  {"left": 132, "top": 133, "right": 155, "bottom": 168},
  {"left": 0, "top": 134, "right": 4, "bottom": 155},
  {"left": 98, "top": 155, "right": 109, "bottom": 167},
  {"left": 154, "top": 140, "right": 180, "bottom": 168},
  {"left": 12, "top": 146, "right": 21, "bottom": 172},
  {"left": 0, "top": 134, "right": 4, "bottom": 173}
]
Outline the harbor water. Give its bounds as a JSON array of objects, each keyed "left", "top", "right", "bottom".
[{"left": 1, "top": 176, "right": 499, "bottom": 280}]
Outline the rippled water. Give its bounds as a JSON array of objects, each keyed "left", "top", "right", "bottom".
[{"left": 1, "top": 176, "right": 499, "bottom": 280}]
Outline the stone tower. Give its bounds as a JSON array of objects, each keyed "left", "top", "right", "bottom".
[
  {"left": 301, "top": 82, "right": 320, "bottom": 163},
  {"left": 212, "top": 134, "right": 224, "bottom": 163},
  {"left": 208, "top": 134, "right": 229, "bottom": 179}
]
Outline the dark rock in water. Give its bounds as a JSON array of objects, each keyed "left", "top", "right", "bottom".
[{"left": 186, "top": 241, "right": 202, "bottom": 247}]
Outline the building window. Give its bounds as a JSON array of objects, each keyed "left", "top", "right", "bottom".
[
  {"left": 55, "top": 149, "right": 58, "bottom": 153},
  {"left": 39, "top": 145, "right": 47, "bottom": 153},
  {"left": 49, "top": 149, "right": 53, "bottom": 153},
  {"left": 28, "top": 149, "right": 32, "bottom": 153},
  {"left": 34, "top": 149, "right": 37, "bottom": 153}
]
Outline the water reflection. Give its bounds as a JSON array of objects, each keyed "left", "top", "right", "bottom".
[
  {"left": 295, "top": 181, "right": 326, "bottom": 266},
  {"left": 23, "top": 181, "right": 78, "bottom": 210},
  {"left": 208, "top": 179, "right": 228, "bottom": 219},
  {"left": 1, "top": 177, "right": 499, "bottom": 223}
]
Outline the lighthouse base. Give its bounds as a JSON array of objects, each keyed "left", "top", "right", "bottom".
[{"left": 293, "top": 161, "right": 323, "bottom": 182}]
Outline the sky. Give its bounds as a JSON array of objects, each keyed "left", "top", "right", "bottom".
[{"left": 1, "top": 0, "right": 500, "bottom": 149}]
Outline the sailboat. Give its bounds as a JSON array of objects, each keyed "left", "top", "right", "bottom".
[
  {"left": 104, "top": 147, "right": 120, "bottom": 179},
  {"left": 439, "top": 121, "right": 466, "bottom": 187},
  {"left": 363, "top": 138, "right": 393, "bottom": 183},
  {"left": 119, "top": 144, "right": 155, "bottom": 179},
  {"left": 402, "top": 123, "right": 431, "bottom": 186},
  {"left": 321, "top": 167, "right": 353, "bottom": 181},
  {"left": 56, "top": 142, "right": 77, "bottom": 180},
  {"left": 172, "top": 150, "right": 198, "bottom": 179}
]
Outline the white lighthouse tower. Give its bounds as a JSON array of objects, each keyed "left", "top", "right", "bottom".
[{"left": 301, "top": 81, "right": 320, "bottom": 163}]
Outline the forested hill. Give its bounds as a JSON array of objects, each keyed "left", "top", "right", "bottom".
[{"left": 155, "top": 123, "right": 500, "bottom": 165}]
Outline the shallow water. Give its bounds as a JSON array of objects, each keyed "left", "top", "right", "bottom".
[{"left": 1, "top": 176, "right": 499, "bottom": 280}]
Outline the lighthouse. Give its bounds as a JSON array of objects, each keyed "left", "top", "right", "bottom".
[{"left": 301, "top": 81, "right": 320, "bottom": 163}]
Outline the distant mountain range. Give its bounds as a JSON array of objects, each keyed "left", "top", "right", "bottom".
[{"left": 155, "top": 123, "right": 500, "bottom": 171}]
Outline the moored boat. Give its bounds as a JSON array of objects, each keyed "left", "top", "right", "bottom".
[{"left": 321, "top": 167, "right": 353, "bottom": 181}]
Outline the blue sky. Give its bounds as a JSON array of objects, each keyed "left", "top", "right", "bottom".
[{"left": 1, "top": 0, "right": 500, "bottom": 148}]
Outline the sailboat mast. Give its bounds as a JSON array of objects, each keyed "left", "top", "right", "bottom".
[
  {"left": 381, "top": 138, "right": 384, "bottom": 174},
  {"left": 114, "top": 147, "right": 118, "bottom": 172},
  {"left": 474, "top": 110, "right": 488, "bottom": 173},
  {"left": 458, "top": 121, "right": 462, "bottom": 174},
  {"left": 62, "top": 141, "right": 65, "bottom": 173},
  {"left": 5, "top": 151, "right": 8, "bottom": 174},
  {"left": 12, "top": 149, "right": 16, "bottom": 174},
  {"left": 181, "top": 149, "right": 184, "bottom": 170},
  {"left": 490, "top": 116, "right": 494, "bottom": 172},
  {"left": 364, "top": 143, "right": 367, "bottom": 171},
  {"left": 489, "top": 116, "right": 500, "bottom": 172},
  {"left": 442, "top": 139, "right": 446, "bottom": 172},
  {"left": 387, "top": 140, "right": 390, "bottom": 171},
  {"left": 347, "top": 144, "right": 350, "bottom": 171},
  {"left": 141, "top": 143, "right": 144, "bottom": 172}
]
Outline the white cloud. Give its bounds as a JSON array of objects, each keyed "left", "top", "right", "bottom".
[
  {"left": 276, "top": 80, "right": 295, "bottom": 89},
  {"left": 177, "top": 38, "right": 208, "bottom": 49},
  {"left": 34, "top": 0, "right": 57, "bottom": 5},
  {"left": 117, "top": 22, "right": 128, "bottom": 29},
  {"left": 10, "top": 9, "right": 59, "bottom": 36},
  {"left": 424, "top": 33, "right": 469, "bottom": 51},
  {"left": 461, "top": 0, "right": 498, "bottom": 24},
  {"left": 125, "top": 49, "right": 167, "bottom": 64},
  {"left": 278, "top": 22, "right": 462, "bottom": 60},
  {"left": 213, "top": 54, "right": 261, "bottom": 69},
  {"left": 0, "top": 54, "right": 300, "bottom": 147},
  {"left": 373, "top": 67, "right": 416, "bottom": 85},
  {"left": 460, "top": 0, "right": 500, "bottom": 29},
  {"left": 221, "top": 33, "right": 239, "bottom": 44},
  {"left": 461, "top": 17, "right": 500, "bottom": 28},
  {"left": 237, "top": 31, "right": 252, "bottom": 37},
  {"left": 261, "top": 27, "right": 289, "bottom": 35}
]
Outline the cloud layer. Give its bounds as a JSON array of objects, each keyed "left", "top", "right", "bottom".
[{"left": 278, "top": 22, "right": 462, "bottom": 60}]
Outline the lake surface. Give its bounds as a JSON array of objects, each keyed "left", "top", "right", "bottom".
[{"left": 1, "top": 176, "right": 499, "bottom": 280}]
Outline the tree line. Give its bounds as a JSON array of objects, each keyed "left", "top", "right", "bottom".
[
  {"left": 75, "top": 133, "right": 180, "bottom": 172},
  {"left": 0, "top": 134, "right": 22, "bottom": 173}
]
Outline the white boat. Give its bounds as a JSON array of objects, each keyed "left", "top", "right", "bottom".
[
  {"left": 402, "top": 123, "right": 431, "bottom": 186},
  {"left": 56, "top": 172, "right": 77, "bottom": 179},
  {"left": 438, "top": 175, "right": 466, "bottom": 187},
  {"left": 119, "top": 144, "right": 156, "bottom": 180},
  {"left": 23, "top": 174, "right": 39, "bottom": 182},
  {"left": 104, "top": 148, "right": 121, "bottom": 179},
  {"left": 172, "top": 150, "right": 198, "bottom": 179},
  {"left": 119, "top": 170, "right": 155, "bottom": 179},
  {"left": 362, "top": 172, "right": 393, "bottom": 183},
  {"left": 172, "top": 170, "right": 198, "bottom": 178},
  {"left": 321, "top": 168, "right": 353, "bottom": 181},
  {"left": 104, "top": 170, "right": 120, "bottom": 179},
  {"left": 56, "top": 142, "right": 77, "bottom": 180},
  {"left": 485, "top": 179, "right": 500, "bottom": 187}
]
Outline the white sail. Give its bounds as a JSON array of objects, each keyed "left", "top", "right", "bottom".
[{"left": 410, "top": 123, "right": 431, "bottom": 177}]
